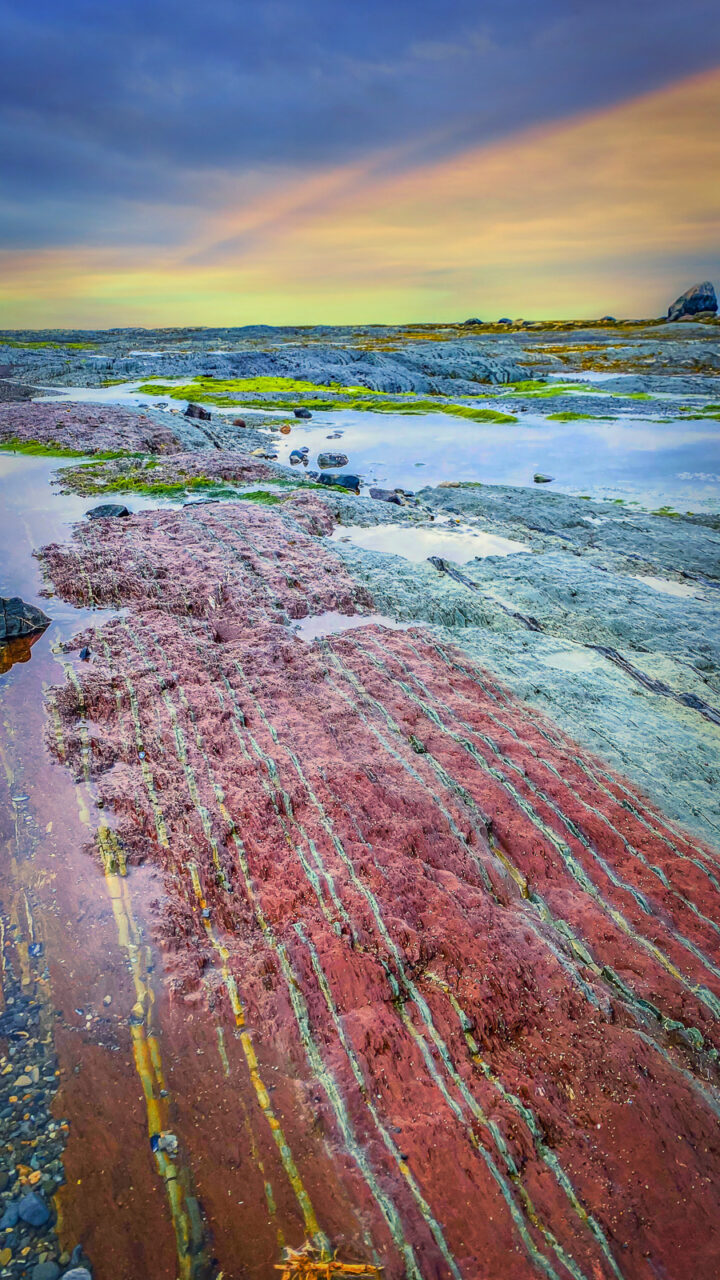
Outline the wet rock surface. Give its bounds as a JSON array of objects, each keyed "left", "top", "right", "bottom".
[
  {"left": 0, "top": 599, "right": 50, "bottom": 642},
  {"left": 0, "top": 321, "right": 718, "bottom": 1278},
  {"left": 0, "top": 404, "right": 180, "bottom": 456},
  {"left": 34, "top": 483, "right": 720, "bottom": 1280}
]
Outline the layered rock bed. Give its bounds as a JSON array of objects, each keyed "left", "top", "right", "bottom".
[
  {"left": 0, "top": 403, "right": 181, "bottom": 456},
  {"left": 37, "top": 489, "right": 720, "bottom": 1280}
]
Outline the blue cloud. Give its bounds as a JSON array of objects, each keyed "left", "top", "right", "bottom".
[{"left": 0, "top": 0, "right": 718, "bottom": 246}]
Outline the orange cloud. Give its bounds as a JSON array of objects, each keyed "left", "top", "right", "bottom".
[{"left": 1, "top": 68, "right": 718, "bottom": 326}]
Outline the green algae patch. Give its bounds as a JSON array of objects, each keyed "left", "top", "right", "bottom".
[
  {"left": 236, "top": 489, "right": 284, "bottom": 506},
  {"left": 546, "top": 412, "right": 617, "bottom": 422},
  {"left": 614, "top": 392, "right": 654, "bottom": 401},
  {"left": 0, "top": 437, "right": 127, "bottom": 459},
  {"left": 500, "top": 381, "right": 592, "bottom": 398},
  {"left": 137, "top": 376, "right": 403, "bottom": 401},
  {"left": 137, "top": 380, "right": 517, "bottom": 424},
  {"left": 1, "top": 339, "right": 97, "bottom": 350}
]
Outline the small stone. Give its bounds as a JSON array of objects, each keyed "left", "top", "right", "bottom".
[
  {"left": 63, "top": 1268, "right": 92, "bottom": 1279},
  {"left": 32, "top": 1263, "right": 60, "bottom": 1280},
  {"left": 0, "top": 1247, "right": 12, "bottom": 1265},
  {"left": 293, "top": 408, "right": 312, "bottom": 419},
  {"left": 18, "top": 1192, "right": 50, "bottom": 1227},
  {"left": 184, "top": 402, "right": 211, "bottom": 420},
  {"left": 232, "top": 418, "right": 246, "bottom": 427},
  {"left": 533, "top": 473, "right": 554, "bottom": 484}
]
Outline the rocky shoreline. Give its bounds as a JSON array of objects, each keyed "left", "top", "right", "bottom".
[{"left": 0, "top": 318, "right": 719, "bottom": 1279}]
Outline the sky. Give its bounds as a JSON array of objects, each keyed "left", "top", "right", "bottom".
[{"left": 0, "top": 0, "right": 719, "bottom": 327}]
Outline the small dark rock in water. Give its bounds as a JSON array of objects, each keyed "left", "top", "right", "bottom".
[
  {"left": 0, "top": 596, "right": 51, "bottom": 640},
  {"left": 86, "top": 503, "right": 130, "bottom": 519},
  {"left": 533, "top": 473, "right": 554, "bottom": 484},
  {"left": 79, "top": 646, "right": 91, "bottom": 661},
  {"left": 667, "top": 281, "right": 717, "bottom": 321},
  {"left": 317, "top": 452, "right": 348, "bottom": 469},
  {"left": 18, "top": 1192, "right": 50, "bottom": 1227},
  {"left": 232, "top": 418, "right": 246, "bottom": 427},
  {"left": 289, "top": 450, "right": 308, "bottom": 465},
  {"left": 184, "top": 402, "right": 211, "bottom": 420},
  {"left": 0, "top": 1203, "right": 20, "bottom": 1229},
  {"left": 369, "top": 487, "right": 403, "bottom": 505},
  {"left": 32, "top": 1262, "right": 61, "bottom": 1280},
  {"left": 317, "top": 472, "right": 360, "bottom": 493},
  {"left": 294, "top": 408, "right": 312, "bottom": 419}
]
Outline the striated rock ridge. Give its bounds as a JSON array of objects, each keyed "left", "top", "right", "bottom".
[{"left": 40, "top": 498, "right": 720, "bottom": 1280}]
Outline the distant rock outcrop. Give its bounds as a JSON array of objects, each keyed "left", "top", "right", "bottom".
[{"left": 667, "top": 282, "right": 717, "bottom": 321}]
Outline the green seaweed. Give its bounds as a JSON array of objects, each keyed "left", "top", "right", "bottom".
[
  {"left": 545, "top": 412, "right": 616, "bottom": 422},
  {"left": 137, "top": 380, "right": 517, "bottom": 425},
  {"left": 0, "top": 339, "right": 97, "bottom": 350},
  {"left": 0, "top": 436, "right": 128, "bottom": 459}
]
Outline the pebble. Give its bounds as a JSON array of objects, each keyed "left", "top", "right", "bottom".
[
  {"left": 18, "top": 1192, "right": 51, "bottom": 1227},
  {"left": 63, "top": 1269, "right": 92, "bottom": 1280},
  {"left": 32, "top": 1263, "right": 61, "bottom": 1280}
]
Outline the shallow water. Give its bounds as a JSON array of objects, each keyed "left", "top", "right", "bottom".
[
  {"left": 632, "top": 574, "right": 704, "bottom": 599},
  {"left": 293, "top": 610, "right": 412, "bottom": 641},
  {"left": 36, "top": 383, "right": 720, "bottom": 511},
  {"left": 332, "top": 523, "right": 530, "bottom": 564}
]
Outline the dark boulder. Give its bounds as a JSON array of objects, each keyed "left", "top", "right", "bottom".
[
  {"left": 184, "top": 402, "right": 212, "bottom": 420},
  {"left": 667, "top": 282, "right": 717, "bottom": 322},
  {"left": 317, "top": 452, "right": 348, "bottom": 469},
  {"left": 369, "top": 487, "right": 403, "bottom": 505},
  {"left": 294, "top": 408, "right": 312, "bottom": 419},
  {"left": 462, "top": 318, "right": 482, "bottom": 326},
  {"left": 0, "top": 596, "right": 50, "bottom": 641},
  {"left": 86, "top": 503, "right": 130, "bottom": 519},
  {"left": 317, "top": 472, "right": 360, "bottom": 493}
]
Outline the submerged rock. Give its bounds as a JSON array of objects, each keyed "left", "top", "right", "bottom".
[
  {"left": 18, "top": 1192, "right": 50, "bottom": 1227},
  {"left": 317, "top": 452, "right": 348, "bottom": 469},
  {"left": 184, "top": 402, "right": 211, "bottom": 420},
  {"left": 86, "top": 503, "right": 130, "bottom": 519},
  {"left": 0, "top": 596, "right": 50, "bottom": 640},
  {"left": 667, "top": 281, "right": 717, "bottom": 321}
]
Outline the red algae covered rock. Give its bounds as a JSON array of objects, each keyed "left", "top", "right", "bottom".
[
  {"left": 0, "top": 400, "right": 181, "bottom": 454},
  {"left": 40, "top": 499, "right": 720, "bottom": 1280}
]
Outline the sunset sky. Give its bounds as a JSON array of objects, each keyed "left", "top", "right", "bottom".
[{"left": 1, "top": 0, "right": 719, "bottom": 327}]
